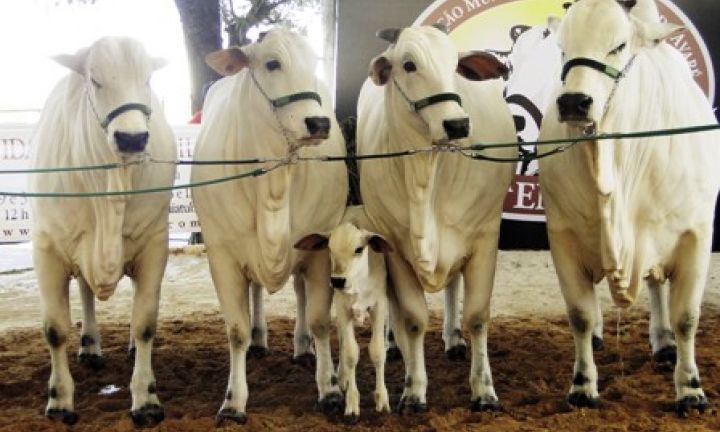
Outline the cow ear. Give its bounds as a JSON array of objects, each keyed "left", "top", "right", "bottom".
[
  {"left": 377, "top": 28, "right": 403, "bottom": 44},
  {"left": 52, "top": 47, "right": 89, "bottom": 76},
  {"left": 370, "top": 55, "right": 392, "bottom": 86},
  {"left": 151, "top": 57, "right": 168, "bottom": 71},
  {"left": 366, "top": 233, "right": 393, "bottom": 253},
  {"left": 205, "top": 47, "right": 249, "bottom": 76},
  {"left": 294, "top": 233, "right": 330, "bottom": 251},
  {"left": 633, "top": 17, "right": 683, "bottom": 46},
  {"left": 457, "top": 51, "right": 509, "bottom": 81}
]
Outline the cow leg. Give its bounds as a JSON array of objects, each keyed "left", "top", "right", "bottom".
[
  {"left": 335, "top": 297, "right": 360, "bottom": 421},
  {"left": 369, "top": 300, "right": 390, "bottom": 413},
  {"left": 443, "top": 273, "right": 466, "bottom": 360},
  {"left": 463, "top": 233, "right": 500, "bottom": 411},
  {"left": 386, "top": 253, "right": 428, "bottom": 414},
  {"left": 549, "top": 230, "right": 599, "bottom": 408},
  {"left": 591, "top": 296, "right": 604, "bottom": 351},
  {"left": 208, "top": 251, "right": 251, "bottom": 425},
  {"left": 385, "top": 307, "right": 401, "bottom": 361},
  {"left": 77, "top": 276, "right": 104, "bottom": 370},
  {"left": 305, "top": 253, "right": 344, "bottom": 416},
  {"left": 648, "top": 280, "right": 676, "bottom": 364},
  {"left": 248, "top": 282, "right": 269, "bottom": 358},
  {"left": 291, "top": 274, "right": 315, "bottom": 367},
  {"left": 36, "top": 247, "right": 77, "bottom": 425},
  {"left": 669, "top": 231, "right": 710, "bottom": 416},
  {"left": 128, "top": 239, "right": 167, "bottom": 427}
]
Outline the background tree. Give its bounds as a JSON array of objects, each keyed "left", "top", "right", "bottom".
[{"left": 61, "top": 0, "right": 320, "bottom": 113}]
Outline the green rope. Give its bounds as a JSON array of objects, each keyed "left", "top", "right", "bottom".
[
  {"left": 1, "top": 123, "right": 718, "bottom": 197},
  {"left": 2, "top": 167, "right": 267, "bottom": 198},
  {"left": 468, "top": 123, "right": 720, "bottom": 152}
]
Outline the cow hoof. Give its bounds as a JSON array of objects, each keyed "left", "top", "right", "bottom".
[
  {"left": 216, "top": 408, "right": 248, "bottom": 425},
  {"left": 343, "top": 413, "right": 360, "bottom": 424},
  {"left": 78, "top": 353, "right": 106, "bottom": 370},
  {"left": 470, "top": 396, "right": 501, "bottom": 412},
  {"left": 592, "top": 335, "right": 604, "bottom": 351},
  {"left": 291, "top": 353, "right": 316, "bottom": 369},
  {"left": 675, "top": 395, "right": 709, "bottom": 417},
  {"left": 445, "top": 344, "right": 467, "bottom": 361},
  {"left": 567, "top": 392, "right": 601, "bottom": 409},
  {"left": 317, "top": 392, "right": 345, "bottom": 416},
  {"left": 248, "top": 345, "right": 269, "bottom": 359},
  {"left": 653, "top": 345, "right": 677, "bottom": 365},
  {"left": 46, "top": 408, "right": 79, "bottom": 425},
  {"left": 396, "top": 395, "right": 428, "bottom": 415},
  {"left": 386, "top": 346, "right": 402, "bottom": 362},
  {"left": 130, "top": 403, "right": 164, "bottom": 427}
]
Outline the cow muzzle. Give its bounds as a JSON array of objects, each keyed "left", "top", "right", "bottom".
[
  {"left": 304, "top": 116, "right": 331, "bottom": 140},
  {"left": 557, "top": 92, "right": 594, "bottom": 124},
  {"left": 114, "top": 131, "right": 149, "bottom": 153},
  {"left": 442, "top": 118, "right": 470, "bottom": 141},
  {"left": 330, "top": 277, "right": 347, "bottom": 290}
]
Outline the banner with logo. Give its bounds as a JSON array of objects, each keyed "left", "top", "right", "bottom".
[
  {"left": 415, "top": 0, "right": 715, "bottom": 222},
  {"left": 0, "top": 125, "right": 200, "bottom": 242}
]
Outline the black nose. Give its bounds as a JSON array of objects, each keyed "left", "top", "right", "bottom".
[
  {"left": 442, "top": 118, "right": 470, "bottom": 140},
  {"left": 330, "top": 277, "right": 346, "bottom": 289},
  {"left": 557, "top": 93, "right": 593, "bottom": 120},
  {"left": 305, "top": 116, "right": 331, "bottom": 137},
  {"left": 513, "top": 115, "right": 526, "bottom": 132},
  {"left": 114, "top": 131, "right": 149, "bottom": 153}
]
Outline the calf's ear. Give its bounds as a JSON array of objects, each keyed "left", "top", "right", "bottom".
[
  {"left": 294, "top": 233, "right": 330, "bottom": 251},
  {"left": 367, "top": 233, "right": 393, "bottom": 253},
  {"left": 206, "top": 47, "right": 250, "bottom": 76},
  {"left": 52, "top": 47, "right": 89, "bottom": 76},
  {"left": 370, "top": 55, "right": 392, "bottom": 86},
  {"left": 457, "top": 51, "right": 509, "bottom": 81}
]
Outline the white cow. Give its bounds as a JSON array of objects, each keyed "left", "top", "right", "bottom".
[
  {"left": 295, "top": 205, "right": 393, "bottom": 419},
  {"left": 539, "top": 0, "right": 720, "bottom": 415},
  {"left": 358, "top": 25, "right": 517, "bottom": 412},
  {"left": 30, "top": 37, "right": 175, "bottom": 426},
  {"left": 191, "top": 28, "right": 348, "bottom": 423}
]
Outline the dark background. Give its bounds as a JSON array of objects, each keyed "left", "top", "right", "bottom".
[{"left": 335, "top": 0, "right": 720, "bottom": 251}]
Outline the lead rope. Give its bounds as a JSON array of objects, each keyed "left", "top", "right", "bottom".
[
  {"left": 248, "top": 69, "right": 309, "bottom": 158},
  {"left": 599, "top": 54, "right": 637, "bottom": 130}
]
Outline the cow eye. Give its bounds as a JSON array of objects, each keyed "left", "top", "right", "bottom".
[
  {"left": 609, "top": 42, "right": 626, "bottom": 55},
  {"left": 266, "top": 60, "right": 281, "bottom": 71},
  {"left": 354, "top": 246, "right": 364, "bottom": 255},
  {"left": 403, "top": 61, "right": 417, "bottom": 73},
  {"left": 90, "top": 78, "right": 102, "bottom": 89}
]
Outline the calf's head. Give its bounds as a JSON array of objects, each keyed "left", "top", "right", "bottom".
[
  {"left": 54, "top": 37, "right": 165, "bottom": 155},
  {"left": 371, "top": 25, "right": 508, "bottom": 144},
  {"left": 294, "top": 223, "right": 392, "bottom": 321},
  {"left": 206, "top": 28, "right": 331, "bottom": 146},
  {"left": 556, "top": 0, "right": 681, "bottom": 129}
]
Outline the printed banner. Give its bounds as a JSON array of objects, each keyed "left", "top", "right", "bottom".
[
  {"left": 415, "top": 0, "right": 715, "bottom": 222},
  {"left": 0, "top": 125, "right": 201, "bottom": 242}
]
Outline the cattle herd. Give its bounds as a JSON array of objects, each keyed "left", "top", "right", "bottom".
[{"left": 22, "top": 0, "right": 719, "bottom": 427}]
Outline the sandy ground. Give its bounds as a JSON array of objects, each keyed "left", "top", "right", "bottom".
[
  {"left": 1, "top": 249, "right": 719, "bottom": 431},
  {"left": 2, "top": 249, "right": 719, "bottom": 332}
]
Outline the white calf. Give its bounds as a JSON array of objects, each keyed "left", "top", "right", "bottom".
[{"left": 295, "top": 207, "right": 393, "bottom": 419}]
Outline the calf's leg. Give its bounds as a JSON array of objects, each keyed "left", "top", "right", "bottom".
[
  {"left": 77, "top": 276, "right": 104, "bottom": 370},
  {"left": 248, "top": 282, "right": 269, "bottom": 358},
  {"left": 443, "top": 273, "right": 466, "bottom": 360}
]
